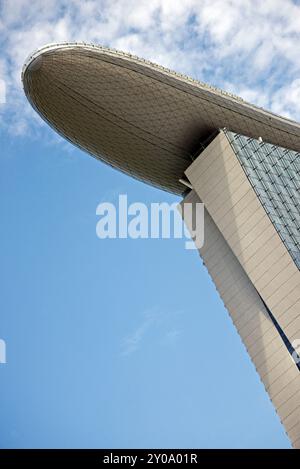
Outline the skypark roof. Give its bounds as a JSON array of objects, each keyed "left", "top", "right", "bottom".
[{"left": 22, "top": 42, "right": 300, "bottom": 194}]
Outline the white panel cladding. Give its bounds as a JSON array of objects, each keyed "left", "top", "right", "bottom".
[
  {"left": 180, "top": 189, "right": 300, "bottom": 448},
  {"left": 185, "top": 130, "right": 300, "bottom": 351}
]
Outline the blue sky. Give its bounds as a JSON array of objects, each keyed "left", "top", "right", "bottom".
[{"left": 1, "top": 0, "right": 300, "bottom": 449}]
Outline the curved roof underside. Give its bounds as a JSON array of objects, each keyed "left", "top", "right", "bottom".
[{"left": 22, "top": 43, "right": 300, "bottom": 195}]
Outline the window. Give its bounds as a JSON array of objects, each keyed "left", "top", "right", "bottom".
[{"left": 225, "top": 129, "right": 300, "bottom": 271}]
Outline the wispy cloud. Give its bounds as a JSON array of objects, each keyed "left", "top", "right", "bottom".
[
  {"left": 120, "top": 309, "right": 156, "bottom": 357},
  {"left": 1, "top": 0, "right": 300, "bottom": 137},
  {"left": 161, "top": 328, "right": 182, "bottom": 346},
  {"left": 120, "top": 307, "right": 182, "bottom": 357}
]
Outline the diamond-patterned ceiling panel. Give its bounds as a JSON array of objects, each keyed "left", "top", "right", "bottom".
[{"left": 22, "top": 43, "right": 300, "bottom": 195}]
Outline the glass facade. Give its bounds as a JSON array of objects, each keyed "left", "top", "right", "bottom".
[{"left": 225, "top": 129, "right": 300, "bottom": 270}]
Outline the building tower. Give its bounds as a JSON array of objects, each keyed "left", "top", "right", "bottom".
[{"left": 22, "top": 43, "right": 300, "bottom": 447}]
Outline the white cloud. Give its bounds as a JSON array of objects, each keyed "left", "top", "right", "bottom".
[
  {"left": 120, "top": 308, "right": 159, "bottom": 357},
  {"left": 0, "top": 79, "right": 6, "bottom": 104},
  {"left": 271, "top": 78, "right": 300, "bottom": 119},
  {"left": 162, "top": 328, "right": 181, "bottom": 345},
  {"left": 1, "top": 0, "right": 300, "bottom": 136},
  {"left": 120, "top": 307, "right": 182, "bottom": 356}
]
